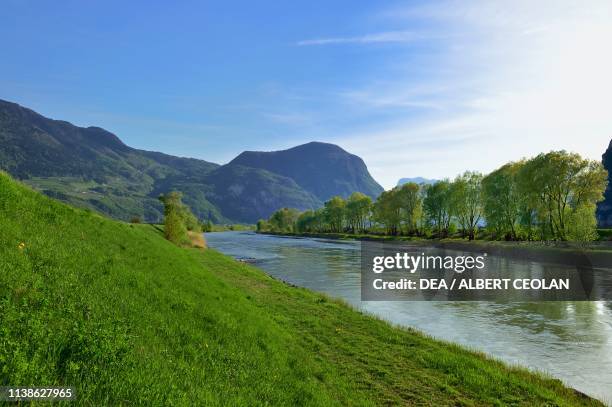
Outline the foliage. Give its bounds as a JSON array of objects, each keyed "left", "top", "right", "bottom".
[
  {"left": 513, "top": 151, "right": 606, "bottom": 241},
  {"left": 159, "top": 191, "right": 201, "bottom": 245},
  {"left": 423, "top": 180, "right": 453, "bottom": 237},
  {"left": 450, "top": 171, "right": 483, "bottom": 240},
  {"left": 269, "top": 207, "right": 300, "bottom": 232},
  {"left": 345, "top": 192, "right": 372, "bottom": 233},
  {"left": 324, "top": 196, "right": 346, "bottom": 233},
  {"left": 482, "top": 162, "right": 523, "bottom": 240},
  {"left": 261, "top": 150, "right": 606, "bottom": 243},
  {"left": 372, "top": 189, "right": 402, "bottom": 235}
]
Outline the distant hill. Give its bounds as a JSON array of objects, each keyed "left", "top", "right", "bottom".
[
  {"left": 0, "top": 98, "right": 223, "bottom": 222},
  {"left": 0, "top": 99, "right": 380, "bottom": 223},
  {"left": 230, "top": 142, "right": 383, "bottom": 201},
  {"left": 597, "top": 140, "right": 612, "bottom": 227},
  {"left": 397, "top": 177, "right": 437, "bottom": 186},
  {"left": 200, "top": 164, "right": 321, "bottom": 223}
]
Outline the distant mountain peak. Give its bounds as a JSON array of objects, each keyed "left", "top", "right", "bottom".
[
  {"left": 397, "top": 177, "right": 438, "bottom": 186},
  {"left": 230, "top": 141, "right": 383, "bottom": 201},
  {"left": 0, "top": 99, "right": 382, "bottom": 223}
]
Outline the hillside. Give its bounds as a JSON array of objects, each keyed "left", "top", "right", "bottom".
[
  {"left": 597, "top": 139, "right": 612, "bottom": 227},
  {"left": 0, "top": 98, "right": 222, "bottom": 222},
  {"left": 0, "top": 172, "right": 600, "bottom": 405},
  {"left": 230, "top": 142, "right": 384, "bottom": 201},
  {"left": 201, "top": 164, "right": 321, "bottom": 223},
  {"left": 0, "top": 100, "right": 383, "bottom": 223}
]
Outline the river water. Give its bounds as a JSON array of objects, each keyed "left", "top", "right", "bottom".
[{"left": 205, "top": 231, "right": 612, "bottom": 403}]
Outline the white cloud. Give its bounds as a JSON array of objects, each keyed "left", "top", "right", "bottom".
[
  {"left": 331, "top": 0, "right": 612, "bottom": 188},
  {"left": 296, "top": 30, "right": 425, "bottom": 46}
]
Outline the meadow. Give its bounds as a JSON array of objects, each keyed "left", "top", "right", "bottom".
[{"left": 0, "top": 172, "right": 601, "bottom": 405}]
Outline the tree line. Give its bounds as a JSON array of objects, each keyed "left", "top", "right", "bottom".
[{"left": 257, "top": 151, "right": 607, "bottom": 242}]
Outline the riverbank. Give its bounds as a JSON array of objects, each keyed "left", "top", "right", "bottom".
[
  {"left": 0, "top": 173, "right": 602, "bottom": 405},
  {"left": 259, "top": 231, "right": 612, "bottom": 268}
]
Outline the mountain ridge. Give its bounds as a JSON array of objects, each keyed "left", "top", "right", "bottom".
[
  {"left": 0, "top": 98, "right": 380, "bottom": 223},
  {"left": 230, "top": 141, "right": 384, "bottom": 201}
]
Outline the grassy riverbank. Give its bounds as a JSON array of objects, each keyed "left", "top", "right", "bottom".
[{"left": 0, "top": 172, "right": 602, "bottom": 405}]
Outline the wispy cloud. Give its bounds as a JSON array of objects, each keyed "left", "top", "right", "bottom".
[
  {"left": 296, "top": 30, "right": 423, "bottom": 46},
  {"left": 323, "top": 0, "right": 612, "bottom": 188}
]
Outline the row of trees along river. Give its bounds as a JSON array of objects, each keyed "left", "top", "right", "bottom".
[{"left": 256, "top": 150, "right": 607, "bottom": 242}]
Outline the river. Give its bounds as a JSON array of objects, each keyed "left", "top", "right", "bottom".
[{"left": 205, "top": 231, "right": 612, "bottom": 403}]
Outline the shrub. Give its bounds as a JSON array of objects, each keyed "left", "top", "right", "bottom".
[{"left": 158, "top": 192, "right": 200, "bottom": 245}]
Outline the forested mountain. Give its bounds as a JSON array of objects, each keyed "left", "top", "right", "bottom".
[
  {"left": 230, "top": 142, "right": 384, "bottom": 201},
  {"left": 597, "top": 140, "right": 612, "bottom": 227},
  {"left": 0, "top": 99, "right": 223, "bottom": 222},
  {"left": 0, "top": 99, "right": 378, "bottom": 223}
]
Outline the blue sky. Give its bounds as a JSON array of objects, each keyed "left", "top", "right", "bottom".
[{"left": 2, "top": 0, "right": 612, "bottom": 188}]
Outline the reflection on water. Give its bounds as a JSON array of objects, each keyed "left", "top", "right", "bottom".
[{"left": 206, "top": 231, "right": 612, "bottom": 403}]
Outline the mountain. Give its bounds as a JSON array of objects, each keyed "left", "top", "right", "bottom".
[
  {"left": 597, "top": 140, "right": 612, "bottom": 227},
  {"left": 0, "top": 98, "right": 223, "bottom": 222},
  {"left": 0, "top": 99, "right": 381, "bottom": 223},
  {"left": 397, "top": 177, "right": 437, "bottom": 186},
  {"left": 229, "top": 142, "right": 384, "bottom": 201},
  {"left": 201, "top": 164, "right": 321, "bottom": 222}
]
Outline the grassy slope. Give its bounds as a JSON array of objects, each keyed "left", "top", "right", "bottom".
[{"left": 0, "top": 173, "right": 600, "bottom": 406}]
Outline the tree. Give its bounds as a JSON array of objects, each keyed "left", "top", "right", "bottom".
[
  {"left": 202, "top": 219, "right": 213, "bottom": 233},
  {"left": 450, "top": 171, "right": 483, "bottom": 240},
  {"left": 345, "top": 192, "right": 372, "bottom": 233},
  {"left": 482, "top": 162, "right": 523, "bottom": 240},
  {"left": 269, "top": 207, "right": 300, "bottom": 233},
  {"left": 396, "top": 182, "right": 422, "bottom": 235},
  {"left": 256, "top": 219, "right": 270, "bottom": 232},
  {"left": 372, "top": 189, "right": 402, "bottom": 235},
  {"left": 296, "top": 210, "right": 317, "bottom": 233},
  {"left": 517, "top": 151, "right": 607, "bottom": 241},
  {"left": 423, "top": 180, "right": 452, "bottom": 237},
  {"left": 159, "top": 191, "right": 201, "bottom": 245},
  {"left": 324, "top": 196, "right": 346, "bottom": 233}
]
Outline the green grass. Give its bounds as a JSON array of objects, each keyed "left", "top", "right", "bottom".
[{"left": 0, "top": 172, "right": 601, "bottom": 405}]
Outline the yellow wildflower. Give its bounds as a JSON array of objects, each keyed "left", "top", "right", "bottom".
[{"left": 18, "top": 242, "right": 25, "bottom": 250}]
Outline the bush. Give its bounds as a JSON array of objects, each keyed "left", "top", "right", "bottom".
[{"left": 159, "top": 192, "right": 200, "bottom": 245}]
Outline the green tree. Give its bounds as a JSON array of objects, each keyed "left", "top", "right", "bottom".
[
  {"left": 158, "top": 191, "right": 200, "bottom": 245},
  {"left": 372, "top": 189, "right": 401, "bottom": 235},
  {"left": 256, "top": 219, "right": 267, "bottom": 232},
  {"left": 324, "top": 196, "right": 346, "bottom": 233},
  {"left": 517, "top": 151, "right": 607, "bottom": 241},
  {"left": 269, "top": 208, "right": 300, "bottom": 233},
  {"left": 450, "top": 171, "right": 483, "bottom": 240},
  {"left": 482, "top": 162, "right": 523, "bottom": 240},
  {"left": 202, "top": 219, "right": 213, "bottom": 233},
  {"left": 296, "top": 210, "right": 317, "bottom": 233},
  {"left": 396, "top": 182, "right": 422, "bottom": 235},
  {"left": 423, "top": 180, "right": 452, "bottom": 237},
  {"left": 345, "top": 192, "right": 372, "bottom": 233}
]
